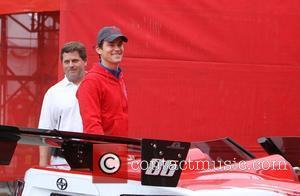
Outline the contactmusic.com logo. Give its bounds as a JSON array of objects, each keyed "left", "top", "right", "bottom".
[{"left": 98, "top": 153, "right": 121, "bottom": 174}]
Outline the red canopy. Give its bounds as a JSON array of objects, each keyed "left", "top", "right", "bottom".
[{"left": 0, "top": 0, "right": 59, "bottom": 14}]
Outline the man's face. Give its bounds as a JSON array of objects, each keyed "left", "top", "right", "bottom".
[
  {"left": 62, "top": 51, "right": 86, "bottom": 84},
  {"left": 96, "top": 37, "right": 124, "bottom": 69}
]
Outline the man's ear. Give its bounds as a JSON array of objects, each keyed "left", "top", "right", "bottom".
[{"left": 95, "top": 47, "right": 102, "bottom": 55}]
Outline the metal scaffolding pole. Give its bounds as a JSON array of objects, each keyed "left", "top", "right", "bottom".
[{"left": 0, "top": 16, "right": 7, "bottom": 124}]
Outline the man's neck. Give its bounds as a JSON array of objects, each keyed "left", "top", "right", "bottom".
[
  {"left": 73, "top": 80, "right": 81, "bottom": 85},
  {"left": 65, "top": 76, "right": 84, "bottom": 85},
  {"left": 101, "top": 61, "right": 119, "bottom": 71}
]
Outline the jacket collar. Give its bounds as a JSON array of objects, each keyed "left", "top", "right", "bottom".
[{"left": 90, "top": 63, "right": 123, "bottom": 81}]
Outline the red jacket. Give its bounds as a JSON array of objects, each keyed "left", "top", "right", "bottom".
[{"left": 76, "top": 63, "right": 128, "bottom": 136}]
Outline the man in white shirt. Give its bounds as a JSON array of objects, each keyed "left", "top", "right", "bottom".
[{"left": 38, "top": 41, "right": 87, "bottom": 167}]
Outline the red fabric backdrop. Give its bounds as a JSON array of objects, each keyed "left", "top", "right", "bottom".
[{"left": 60, "top": 0, "right": 300, "bottom": 154}]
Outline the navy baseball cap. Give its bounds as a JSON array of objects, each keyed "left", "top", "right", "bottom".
[{"left": 97, "top": 26, "right": 128, "bottom": 44}]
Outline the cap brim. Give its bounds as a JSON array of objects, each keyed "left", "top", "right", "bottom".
[{"left": 105, "top": 34, "right": 128, "bottom": 42}]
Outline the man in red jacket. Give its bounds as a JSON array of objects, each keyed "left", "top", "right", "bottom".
[{"left": 76, "top": 26, "right": 128, "bottom": 136}]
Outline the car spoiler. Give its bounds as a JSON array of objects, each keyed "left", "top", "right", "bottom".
[{"left": 0, "top": 125, "right": 254, "bottom": 187}]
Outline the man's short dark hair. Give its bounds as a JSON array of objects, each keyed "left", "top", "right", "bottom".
[
  {"left": 98, "top": 40, "right": 103, "bottom": 49},
  {"left": 61, "top": 41, "right": 87, "bottom": 62}
]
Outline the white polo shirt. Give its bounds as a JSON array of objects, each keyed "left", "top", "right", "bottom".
[{"left": 38, "top": 76, "right": 83, "bottom": 132}]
